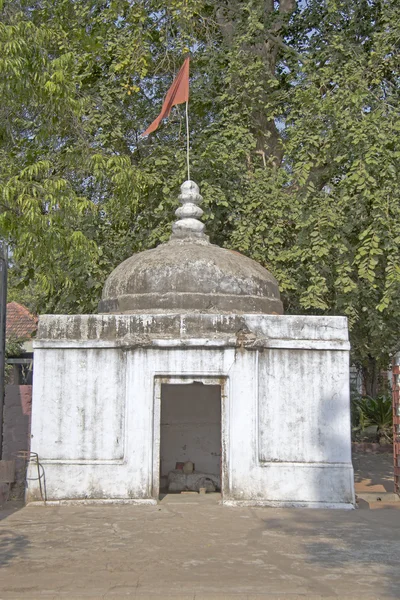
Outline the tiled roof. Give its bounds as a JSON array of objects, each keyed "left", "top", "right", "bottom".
[{"left": 6, "top": 302, "right": 38, "bottom": 340}]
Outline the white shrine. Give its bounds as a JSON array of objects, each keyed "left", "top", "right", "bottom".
[{"left": 28, "top": 181, "right": 355, "bottom": 508}]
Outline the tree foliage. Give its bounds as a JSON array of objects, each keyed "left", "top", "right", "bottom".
[{"left": 1, "top": 0, "right": 399, "bottom": 387}]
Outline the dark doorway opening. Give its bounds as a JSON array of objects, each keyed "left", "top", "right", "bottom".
[{"left": 159, "top": 382, "right": 222, "bottom": 496}]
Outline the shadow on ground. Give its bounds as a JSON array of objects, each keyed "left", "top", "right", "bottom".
[
  {"left": 353, "top": 452, "right": 394, "bottom": 492},
  {"left": 0, "top": 500, "right": 25, "bottom": 523},
  {"left": 0, "top": 528, "right": 30, "bottom": 567},
  {"left": 254, "top": 508, "right": 400, "bottom": 599}
]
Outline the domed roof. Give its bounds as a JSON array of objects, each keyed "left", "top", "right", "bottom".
[{"left": 98, "top": 181, "right": 283, "bottom": 315}]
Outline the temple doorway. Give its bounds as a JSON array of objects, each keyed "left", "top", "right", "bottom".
[{"left": 153, "top": 379, "right": 223, "bottom": 499}]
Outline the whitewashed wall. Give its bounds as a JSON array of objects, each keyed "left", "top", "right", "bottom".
[
  {"left": 28, "top": 314, "right": 355, "bottom": 508},
  {"left": 32, "top": 348, "right": 125, "bottom": 461}
]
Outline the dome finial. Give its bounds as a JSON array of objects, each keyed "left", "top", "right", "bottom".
[{"left": 170, "top": 180, "right": 209, "bottom": 241}]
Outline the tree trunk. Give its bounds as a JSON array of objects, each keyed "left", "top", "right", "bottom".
[
  {"left": 362, "top": 355, "right": 378, "bottom": 397},
  {"left": 216, "top": 0, "right": 297, "bottom": 166}
]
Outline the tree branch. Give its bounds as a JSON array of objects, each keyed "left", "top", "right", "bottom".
[{"left": 265, "top": 31, "right": 304, "bottom": 62}]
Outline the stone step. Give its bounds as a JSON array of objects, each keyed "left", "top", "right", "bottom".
[{"left": 356, "top": 491, "right": 400, "bottom": 503}]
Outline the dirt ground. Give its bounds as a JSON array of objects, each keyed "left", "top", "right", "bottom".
[
  {"left": 0, "top": 453, "right": 399, "bottom": 600},
  {"left": 353, "top": 452, "right": 394, "bottom": 493},
  {"left": 353, "top": 452, "right": 399, "bottom": 508}
]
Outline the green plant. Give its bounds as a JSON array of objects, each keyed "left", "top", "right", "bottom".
[
  {"left": 352, "top": 394, "right": 393, "bottom": 444},
  {"left": 6, "top": 337, "right": 24, "bottom": 359},
  {"left": 5, "top": 336, "right": 24, "bottom": 383}
]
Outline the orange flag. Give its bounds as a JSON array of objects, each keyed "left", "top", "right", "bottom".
[{"left": 143, "top": 57, "right": 190, "bottom": 136}]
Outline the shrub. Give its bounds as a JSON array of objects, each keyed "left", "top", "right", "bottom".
[{"left": 351, "top": 395, "right": 393, "bottom": 444}]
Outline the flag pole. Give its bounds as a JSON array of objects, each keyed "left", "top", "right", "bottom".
[{"left": 185, "top": 100, "right": 190, "bottom": 181}]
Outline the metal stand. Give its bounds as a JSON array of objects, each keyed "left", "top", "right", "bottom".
[{"left": 17, "top": 451, "right": 46, "bottom": 504}]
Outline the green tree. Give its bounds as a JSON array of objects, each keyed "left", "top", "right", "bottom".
[{"left": 1, "top": 0, "right": 399, "bottom": 392}]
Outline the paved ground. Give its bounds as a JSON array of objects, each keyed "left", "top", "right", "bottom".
[
  {"left": 1, "top": 453, "right": 399, "bottom": 600},
  {"left": 1, "top": 492, "right": 400, "bottom": 600},
  {"left": 353, "top": 453, "right": 394, "bottom": 493},
  {"left": 353, "top": 452, "right": 399, "bottom": 508}
]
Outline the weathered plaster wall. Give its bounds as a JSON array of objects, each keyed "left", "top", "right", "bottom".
[
  {"left": 226, "top": 348, "right": 353, "bottom": 506},
  {"left": 160, "top": 383, "right": 221, "bottom": 478},
  {"left": 32, "top": 349, "right": 125, "bottom": 461},
  {"left": 259, "top": 350, "right": 350, "bottom": 464},
  {"left": 28, "top": 313, "right": 354, "bottom": 508}
]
